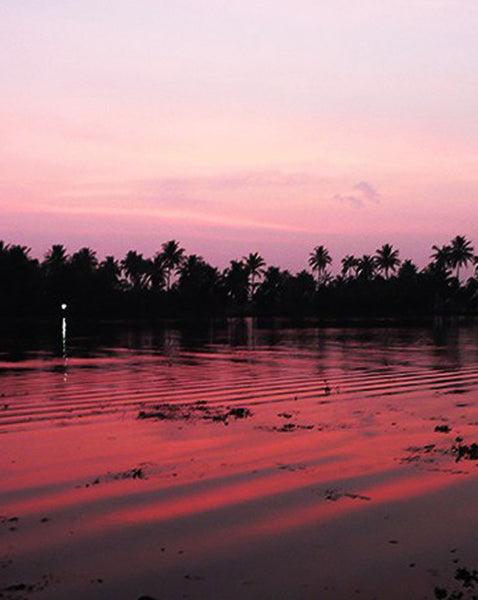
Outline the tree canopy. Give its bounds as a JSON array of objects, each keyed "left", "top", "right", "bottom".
[{"left": 1, "top": 236, "right": 477, "bottom": 318}]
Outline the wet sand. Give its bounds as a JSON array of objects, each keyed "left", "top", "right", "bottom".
[{"left": 2, "top": 323, "right": 478, "bottom": 599}]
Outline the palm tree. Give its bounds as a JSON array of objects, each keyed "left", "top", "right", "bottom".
[
  {"left": 159, "top": 240, "right": 185, "bottom": 290},
  {"left": 449, "top": 235, "right": 475, "bottom": 282},
  {"left": 43, "top": 244, "right": 69, "bottom": 305},
  {"left": 341, "top": 255, "right": 357, "bottom": 280},
  {"left": 149, "top": 253, "right": 167, "bottom": 291},
  {"left": 356, "top": 255, "right": 377, "bottom": 281},
  {"left": 398, "top": 259, "right": 418, "bottom": 280},
  {"left": 222, "top": 260, "right": 249, "bottom": 305},
  {"left": 261, "top": 266, "right": 287, "bottom": 290},
  {"left": 44, "top": 244, "right": 68, "bottom": 272},
  {"left": 178, "top": 254, "right": 204, "bottom": 278},
  {"left": 308, "top": 245, "right": 332, "bottom": 286},
  {"left": 430, "top": 244, "right": 452, "bottom": 271},
  {"left": 375, "top": 243, "right": 400, "bottom": 279},
  {"left": 70, "top": 247, "right": 98, "bottom": 273},
  {"left": 99, "top": 256, "right": 122, "bottom": 289},
  {"left": 178, "top": 255, "right": 219, "bottom": 303},
  {"left": 243, "top": 252, "right": 266, "bottom": 298},
  {"left": 121, "top": 250, "right": 150, "bottom": 290}
]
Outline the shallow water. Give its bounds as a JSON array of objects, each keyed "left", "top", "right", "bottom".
[{"left": 2, "top": 319, "right": 478, "bottom": 600}]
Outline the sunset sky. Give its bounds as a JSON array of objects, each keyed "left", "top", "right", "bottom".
[{"left": 2, "top": 1, "right": 478, "bottom": 270}]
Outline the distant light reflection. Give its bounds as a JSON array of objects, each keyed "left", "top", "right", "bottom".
[{"left": 61, "top": 316, "right": 68, "bottom": 382}]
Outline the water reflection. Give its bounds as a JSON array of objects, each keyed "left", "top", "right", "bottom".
[
  {"left": 227, "top": 316, "right": 257, "bottom": 348},
  {"left": 61, "top": 316, "right": 68, "bottom": 381},
  {"left": 0, "top": 317, "right": 478, "bottom": 370}
]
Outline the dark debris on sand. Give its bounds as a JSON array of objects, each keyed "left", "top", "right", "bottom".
[
  {"left": 435, "top": 425, "right": 452, "bottom": 433},
  {"left": 434, "top": 565, "right": 478, "bottom": 599},
  {"left": 324, "top": 488, "right": 371, "bottom": 502},
  {"left": 258, "top": 422, "right": 316, "bottom": 433},
  {"left": 82, "top": 466, "right": 147, "bottom": 488},
  {"left": 452, "top": 438, "right": 478, "bottom": 462},
  {"left": 137, "top": 402, "right": 252, "bottom": 424},
  {"left": 0, "top": 574, "right": 56, "bottom": 599}
]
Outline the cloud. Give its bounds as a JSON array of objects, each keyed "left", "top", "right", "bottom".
[
  {"left": 333, "top": 180, "right": 381, "bottom": 208},
  {"left": 51, "top": 170, "right": 318, "bottom": 213}
]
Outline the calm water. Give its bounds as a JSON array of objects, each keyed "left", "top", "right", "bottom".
[{"left": 1, "top": 319, "right": 478, "bottom": 600}]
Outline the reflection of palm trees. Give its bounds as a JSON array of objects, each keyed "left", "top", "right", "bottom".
[
  {"left": 449, "top": 235, "right": 475, "bottom": 281},
  {"left": 243, "top": 252, "right": 266, "bottom": 299},
  {"left": 160, "top": 240, "right": 185, "bottom": 290},
  {"left": 375, "top": 244, "right": 400, "bottom": 279},
  {"left": 308, "top": 246, "right": 332, "bottom": 286}
]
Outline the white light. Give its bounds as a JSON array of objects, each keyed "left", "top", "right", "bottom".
[{"left": 61, "top": 303, "right": 67, "bottom": 311}]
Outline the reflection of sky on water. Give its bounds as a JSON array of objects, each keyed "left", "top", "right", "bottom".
[{"left": 1, "top": 318, "right": 478, "bottom": 600}]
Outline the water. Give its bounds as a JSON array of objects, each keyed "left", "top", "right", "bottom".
[{"left": 1, "top": 319, "right": 478, "bottom": 599}]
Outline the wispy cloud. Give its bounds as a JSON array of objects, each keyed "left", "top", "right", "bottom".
[
  {"left": 64, "top": 170, "right": 314, "bottom": 195},
  {"left": 52, "top": 169, "right": 318, "bottom": 212},
  {"left": 39, "top": 202, "right": 311, "bottom": 234},
  {"left": 333, "top": 180, "right": 381, "bottom": 208}
]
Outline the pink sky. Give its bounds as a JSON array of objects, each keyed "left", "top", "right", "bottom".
[{"left": 2, "top": 1, "right": 478, "bottom": 271}]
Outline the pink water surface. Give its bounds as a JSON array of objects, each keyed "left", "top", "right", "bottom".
[{"left": 1, "top": 321, "right": 478, "bottom": 599}]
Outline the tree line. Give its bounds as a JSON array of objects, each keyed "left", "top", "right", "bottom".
[{"left": 1, "top": 236, "right": 477, "bottom": 318}]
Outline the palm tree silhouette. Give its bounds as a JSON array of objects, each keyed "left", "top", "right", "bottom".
[
  {"left": 70, "top": 247, "right": 98, "bottom": 273},
  {"left": 398, "top": 259, "right": 418, "bottom": 280},
  {"left": 356, "top": 255, "right": 377, "bottom": 281},
  {"left": 44, "top": 244, "right": 68, "bottom": 272},
  {"left": 178, "top": 254, "right": 204, "bottom": 278},
  {"left": 43, "top": 244, "right": 69, "bottom": 306},
  {"left": 223, "top": 260, "right": 249, "bottom": 305},
  {"left": 430, "top": 244, "right": 452, "bottom": 271},
  {"left": 308, "top": 246, "right": 332, "bottom": 286},
  {"left": 341, "top": 255, "right": 357, "bottom": 280},
  {"left": 160, "top": 240, "right": 185, "bottom": 290},
  {"left": 178, "top": 255, "right": 220, "bottom": 305},
  {"left": 149, "top": 254, "right": 167, "bottom": 291},
  {"left": 449, "top": 235, "right": 475, "bottom": 281},
  {"left": 121, "top": 251, "right": 150, "bottom": 291},
  {"left": 99, "top": 256, "right": 121, "bottom": 289},
  {"left": 243, "top": 252, "right": 266, "bottom": 299},
  {"left": 375, "top": 244, "right": 400, "bottom": 279}
]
